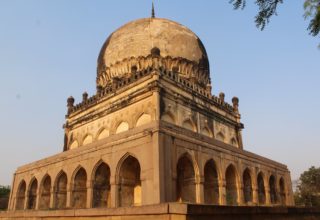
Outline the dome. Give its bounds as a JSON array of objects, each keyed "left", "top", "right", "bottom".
[{"left": 97, "top": 18, "right": 210, "bottom": 88}]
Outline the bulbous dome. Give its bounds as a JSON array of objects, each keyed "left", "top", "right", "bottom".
[{"left": 97, "top": 18, "right": 210, "bottom": 88}]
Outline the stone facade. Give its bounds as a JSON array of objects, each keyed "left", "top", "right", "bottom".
[{"left": 6, "top": 16, "right": 294, "bottom": 217}]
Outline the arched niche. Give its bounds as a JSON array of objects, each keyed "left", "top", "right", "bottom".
[
  {"left": 97, "top": 129, "right": 109, "bottom": 140},
  {"left": 242, "top": 168, "right": 253, "bottom": 204},
  {"left": 182, "top": 119, "right": 196, "bottom": 132},
  {"left": 216, "top": 132, "right": 225, "bottom": 142},
  {"left": 201, "top": 127, "right": 212, "bottom": 137},
  {"left": 92, "top": 162, "right": 111, "bottom": 208},
  {"left": 115, "top": 122, "right": 129, "bottom": 134},
  {"left": 230, "top": 137, "right": 238, "bottom": 146},
  {"left": 269, "top": 175, "right": 277, "bottom": 204},
  {"left": 279, "top": 177, "right": 286, "bottom": 205},
  {"left": 15, "top": 180, "right": 26, "bottom": 210},
  {"left": 161, "top": 112, "right": 175, "bottom": 124},
  {"left": 82, "top": 135, "right": 93, "bottom": 146},
  {"left": 118, "top": 155, "right": 141, "bottom": 207},
  {"left": 69, "top": 140, "right": 79, "bottom": 150},
  {"left": 176, "top": 154, "right": 196, "bottom": 203},
  {"left": 71, "top": 167, "right": 87, "bottom": 208},
  {"left": 39, "top": 175, "right": 51, "bottom": 210},
  {"left": 225, "top": 164, "right": 238, "bottom": 205},
  {"left": 257, "top": 172, "right": 266, "bottom": 205},
  {"left": 54, "top": 172, "right": 67, "bottom": 209},
  {"left": 204, "top": 159, "right": 219, "bottom": 204},
  {"left": 27, "top": 178, "right": 38, "bottom": 209},
  {"left": 136, "top": 113, "right": 152, "bottom": 127}
]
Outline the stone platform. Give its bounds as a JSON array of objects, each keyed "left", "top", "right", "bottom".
[{"left": 1, "top": 203, "right": 319, "bottom": 220}]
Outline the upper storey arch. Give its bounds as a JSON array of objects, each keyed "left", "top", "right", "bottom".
[{"left": 97, "top": 18, "right": 210, "bottom": 89}]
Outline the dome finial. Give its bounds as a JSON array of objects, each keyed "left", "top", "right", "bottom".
[{"left": 151, "top": 0, "right": 155, "bottom": 18}]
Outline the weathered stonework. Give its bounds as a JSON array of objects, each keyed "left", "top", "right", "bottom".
[{"left": 3, "top": 15, "right": 302, "bottom": 219}]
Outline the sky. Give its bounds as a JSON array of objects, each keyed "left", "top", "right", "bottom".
[{"left": 0, "top": 0, "right": 319, "bottom": 186}]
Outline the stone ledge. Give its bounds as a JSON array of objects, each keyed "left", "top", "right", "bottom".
[{"left": 1, "top": 203, "right": 320, "bottom": 220}]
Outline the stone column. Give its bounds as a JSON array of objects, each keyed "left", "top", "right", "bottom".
[
  {"left": 197, "top": 176, "right": 205, "bottom": 204},
  {"left": 23, "top": 190, "right": 28, "bottom": 210},
  {"left": 66, "top": 184, "right": 71, "bottom": 208},
  {"left": 49, "top": 186, "right": 54, "bottom": 209},
  {"left": 110, "top": 176, "right": 117, "bottom": 207},
  {"left": 35, "top": 187, "right": 40, "bottom": 210},
  {"left": 86, "top": 180, "right": 93, "bottom": 208},
  {"left": 219, "top": 179, "right": 226, "bottom": 205},
  {"left": 265, "top": 184, "right": 271, "bottom": 206},
  {"left": 238, "top": 183, "right": 244, "bottom": 205},
  {"left": 252, "top": 185, "right": 259, "bottom": 205}
]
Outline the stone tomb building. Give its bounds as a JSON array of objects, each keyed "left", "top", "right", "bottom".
[{"left": 7, "top": 17, "right": 294, "bottom": 213}]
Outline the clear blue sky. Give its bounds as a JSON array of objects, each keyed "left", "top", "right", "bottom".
[{"left": 0, "top": 0, "right": 319, "bottom": 186}]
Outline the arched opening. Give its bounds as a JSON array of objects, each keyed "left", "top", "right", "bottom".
[
  {"left": 202, "top": 127, "right": 212, "bottom": 137},
  {"left": 176, "top": 155, "right": 196, "bottom": 203},
  {"left": 216, "top": 132, "right": 225, "bottom": 142},
  {"left": 116, "top": 122, "right": 129, "bottom": 134},
  {"left": 82, "top": 135, "right": 93, "bottom": 146},
  {"left": 118, "top": 155, "right": 141, "bottom": 207},
  {"left": 136, "top": 113, "right": 152, "bottom": 127},
  {"left": 242, "top": 169, "right": 253, "bottom": 204},
  {"left": 15, "top": 180, "right": 26, "bottom": 210},
  {"left": 97, "top": 129, "right": 109, "bottom": 140},
  {"left": 204, "top": 160, "right": 219, "bottom": 204},
  {"left": 230, "top": 138, "right": 238, "bottom": 146},
  {"left": 182, "top": 119, "right": 195, "bottom": 131},
  {"left": 54, "top": 172, "right": 67, "bottom": 209},
  {"left": 93, "top": 162, "right": 111, "bottom": 208},
  {"left": 257, "top": 172, "right": 266, "bottom": 205},
  {"left": 39, "top": 175, "right": 51, "bottom": 210},
  {"left": 279, "top": 177, "right": 286, "bottom": 205},
  {"left": 27, "top": 179, "right": 38, "bottom": 209},
  {"left": 72, "top": 168, "right": 87, "bottom": 208},
  {"left": 225, "top": 165, "right": 238, "bottom": 205},
  {"left": 269, "top": 175, "right": 277, "bottom": 204}
]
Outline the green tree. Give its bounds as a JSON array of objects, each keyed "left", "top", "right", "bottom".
[
  {"left": 0, "top": 185, "right": 10, "bottom": 210},
  {"left": 229, "top": 0, "right": 320, "bottom": 44},
  {"left": 294, "top": 166, "right": 320, "bottom": 207}
]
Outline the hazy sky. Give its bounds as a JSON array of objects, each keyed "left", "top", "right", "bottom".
[{"left": 0, "top": 0, "right": 319, "bottom": 186}]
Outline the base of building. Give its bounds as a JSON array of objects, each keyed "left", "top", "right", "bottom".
[{"left": 1, "top": 203, "right": 320, "bottom": 220}]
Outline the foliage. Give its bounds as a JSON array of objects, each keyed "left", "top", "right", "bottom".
[
  {"left": 229, "top": 0, "right": 320, "bottom": 45},
  {"left": 294, "top": 166, "right": 320, "bottom": 207},
  {"left": 0, "top": 186, "right": 10, "bottom": 198}
]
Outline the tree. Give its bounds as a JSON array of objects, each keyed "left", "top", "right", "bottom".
[
  {"left": 0, "top": 185, "right": 10, "bottom": 210},
  {"left": 229, "top": 0, "right": 320, "bottom": 44},
  {"left": 294, "top": 166, "right": 320, "bottom": 207}
]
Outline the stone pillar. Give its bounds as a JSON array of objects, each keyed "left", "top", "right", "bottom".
[
  {"left": 197, "top": 177, "right": 205, "bottom": 204},
  {"left": 238, "top": 183, "right": 245, "bottom": 205},
  {"left": 265, "top": 185, "right": 271, "bottom": 206},
  {"left": 219, "top": 179, "right": 226, "bottom": 205},
  {"left": 110, "top": 176, "right": 117, "bottom": 207},
  {"left": 49, "top": 186, "right": 54, "bottom": 209},
  {"left": 86, "top": 180, "right": 93, "bottom": 208},
  {"left": 66, "top": 184, "right": 71, "bottom": 208},
  {"left": 252, "top": 185, "right": 259, "bottom": 205},
  {"left": 23, "top": 190, "right": 28, "bottom": 210},
  {"left": 35, "top": 187, "right": 40, "bottom": 210}
]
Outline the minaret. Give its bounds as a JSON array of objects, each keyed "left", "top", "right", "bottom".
[{"left": 152, "top": 1, "right": 155, "bottom": 18}]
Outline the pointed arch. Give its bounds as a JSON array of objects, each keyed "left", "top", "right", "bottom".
[
  {"left": 39, "top": 174, "right": 51, "bottom": 210},
  {"left": 201, "top": 127, "right": 213, "bottom": 137},
  {"left": 69, "top": 140, "right": 79, "bottom": 150},
  {"left": 242, "top": 168, "right": 253, "bottom": 204},
  {"left": 92, "top": 161, "right": 111, "bottom": 208},
  {"left": 279, "top": 177, "right": 286, "bottom": 205},
  {"left": 15, "top": 180, "right": 26, "bottom": 210},
  {"left": 117, "top": 154, "right": 141, "bottom": 207},
  {"left": 82, "top": 134, "right": 93, "bottom": 146},
  {"left": 225, "top": 164, "right": 238, "bottom": 205},
  {"left": 161, "top": 111, "right": 176, "bottom": 124},
  {"left": 204, "top": 159, "right": 219, "bottom": 204},
  {"left": 54, "top": 171, "right": 67, "bottom": 209},
  {"left": 27, "top": 178, "right": 38, "bottom": 209},
  {"left": 135, "top": 113, "right": 152, "bottom": 127},
  {"left": 230, "top": 137, "right": 238, "bottom": 146},
  {"left": 269, "top": 175, "right": 277, "bottom": 204},
  {"left": 115, "top": 121, "right": 129, "bottom": 134},
  {"left": 216, "top": 132, "right": 225, "bottom": 142},
  {"left": 176, "top": 153, "right": 196, "bottom": 203},
  {"left": 96, "top": 128, "right": 109, "bottom": 140},
  {"left": 71, "top": 167, "right": 87, "bottom": 208},
  {"left": 182, "top": 119, "right": 197, "bottom": 132},
  {"left": 257, "top": 172, "right": 266, "bottom": 205}
]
